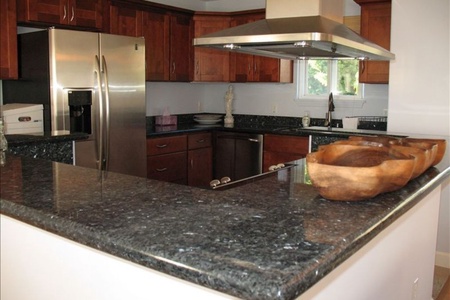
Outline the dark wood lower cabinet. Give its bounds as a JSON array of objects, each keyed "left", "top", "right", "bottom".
[
  {"left": 147, "top": 132, "right": 212, "bottom": 187},
  {"left": 188, "top": 147, "right": 212, "bottom": 187},
  {"left": 263, "top": 134, "right": 309, "bottom": 172},
  {"left": 147, "top": 152, "right": 187, "bottom": 184}
]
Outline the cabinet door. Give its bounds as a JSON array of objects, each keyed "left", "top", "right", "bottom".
[
  {"left": 143, "top": 10, "right": 170, "bottom": 81},
  {"left": 357, "top": 0, "right": 391, "bottom": 83},
  {"left": 17, "top": 0, "right": 65, "bottom": 24},
  {"left": 193, "top": 15, "right": 230, "bottom": 82},
  {"left": 188, "top": 147, "right": 212, "bottom": 187},
  {"left": 17, "top": 0, "right": 102, "bottom": 30},
  {"left": 170, "top": 12, "right": 193, "bottom": 82},
  {"left": 0, "top": 0, "right": 18, "bottom": 79},
  {"left": 229, "top": 12, "right": 292, "bottom": 83},
  {"left": 109, "top": 4, "right": 143, "bottom": 37},
  {"left": 229, "top": 14, "right": 255, "bottom": 82},
  {"left": 69, "top": 0, "right": 103, "bottom": 30},
  {"left": 187, "top": 133, "right": 212, "bottom": 187}
]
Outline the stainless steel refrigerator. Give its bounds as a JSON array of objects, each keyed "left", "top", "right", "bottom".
[{"left": 3, "top": 28, "right": 147, "bottom": 178}]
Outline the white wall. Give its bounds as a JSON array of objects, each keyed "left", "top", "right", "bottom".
[
  {"left": 146, "top": 0, "right": 387, "bottom": 119},
  {"left": 388, "top": 0, "right": 450, "bottom": 260}
]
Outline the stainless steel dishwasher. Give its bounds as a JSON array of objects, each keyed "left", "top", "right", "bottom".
[{"left": 213, "top": 131, "right": 263, "bottom": 182}]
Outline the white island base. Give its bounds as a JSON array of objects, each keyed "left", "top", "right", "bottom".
[{"left": 1, "top": 187, "right": 441, "bottom": 300}]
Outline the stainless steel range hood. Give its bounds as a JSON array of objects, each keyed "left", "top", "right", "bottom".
[{"left": 193, "top": 0, "right": 395, "bottom": 61}]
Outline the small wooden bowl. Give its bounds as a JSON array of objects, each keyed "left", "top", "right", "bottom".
[
  {"left": 306, "top": 144, "right": 415, "bottom": 201},
  {"left": 332, "top": 140, "right": 427, "bottom": 179},
  {"left": 389, "top": 139, "right": 438, "bottom": 173},
  {"left": 348, "top": 135, "right": 399, "bottom": 146},
  {"left": 398, "top": 138, "right": 446, "bottom": 166}
]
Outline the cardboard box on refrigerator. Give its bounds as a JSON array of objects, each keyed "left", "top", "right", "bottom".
[{"left": 1, "top": 103, "right": 44, "bottom": 134}]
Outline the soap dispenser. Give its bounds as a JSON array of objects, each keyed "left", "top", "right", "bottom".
[{"left": 302, "top": 112, "right": 310, "bottom": 127}]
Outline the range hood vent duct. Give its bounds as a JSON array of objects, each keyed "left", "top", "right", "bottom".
[{"left": 193, "top": 0, "right": 395, "bottom": 61}]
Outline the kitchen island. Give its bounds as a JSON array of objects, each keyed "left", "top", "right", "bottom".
[{"left": 1, "top": 150, "right": 449, "bottom": 299}]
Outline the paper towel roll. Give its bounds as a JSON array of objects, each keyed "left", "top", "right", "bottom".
[{"left": 343, "top": 117, "right": 359, "bottom": 129}]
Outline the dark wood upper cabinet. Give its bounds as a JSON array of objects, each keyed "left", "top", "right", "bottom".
[
  {"left": 108, "top": 1, "right": 193, "bottom": 82},
  {"left": 17, "top": 0, "right": 103, "bottom": 30},
  {"left": 229, "top": 11, "right": 292, "bottom": 83},
  {"left": 169, "top": 12, "right": 193, "bottom": 82},
  {"left": 193, "top": 13, "right": 230, "bottom": 82},
  {"left": 142, "top": 10, "right": 170, "bottom": 81},
  {"left": 1, "top": 0, "right": 18, "bottom": 79},
  {"left": 355, "top": 0, "right": 392, "bottom": 84}
]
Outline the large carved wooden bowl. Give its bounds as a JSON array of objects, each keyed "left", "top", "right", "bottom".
[
  {"left": 334, "top": 140, "right": 435, "bottom": 179},
  {"left": 306, "top": 144, "right": 415, "bottom": 201},
  {"left": 349, "top": 136, "right": 446, "bottom": 167}
]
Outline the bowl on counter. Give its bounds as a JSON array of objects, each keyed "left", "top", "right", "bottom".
[
  {"left": 397, "top": 138, "right": 446, "bottom": 166},
  {"left": 333, "top": 139, "right": 435, "bottom": 179},
  {"left": 193, "top": 114, "right": 223, "bottom": 125},
  {"left": 306, "top": 143, "right": 415, "bottom": 201}
]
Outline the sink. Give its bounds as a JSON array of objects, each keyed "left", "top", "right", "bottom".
[
  {"left": 306, "top": 126, "right": 360, "bottom": 132},
  {"left": 274, "top": 126, "right": 361, "bottom": 134}
]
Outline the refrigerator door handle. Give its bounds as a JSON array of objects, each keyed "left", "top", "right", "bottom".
[
  {"left": 102, "top": 55, "right": 111, "bottom": 174},
  {"left": 94, "top": 55, "right": 104, "bottom": 173}
]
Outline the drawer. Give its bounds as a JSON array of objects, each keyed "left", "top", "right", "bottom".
[
  {"left": 147, "top": 152, "right": 187, "bottom": 182},
  {"left": 264, "top": 134, "right": 309, "bottom": 154},
  {"left": 147, "top": 135, "right": 187, "bottom": 155},
  {"left": 188, "top": 132, "right": 212, "bottom": 149}
]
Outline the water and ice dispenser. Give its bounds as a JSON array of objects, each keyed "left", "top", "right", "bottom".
[{"left": 68, "top": 90, "right": 92, "bottom": 134}]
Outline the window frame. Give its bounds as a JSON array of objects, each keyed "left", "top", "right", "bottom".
[{"left": 295, "top": 59, "right": 365, "bottom": 102}]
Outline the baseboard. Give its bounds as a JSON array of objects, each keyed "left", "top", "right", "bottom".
[{"left": 435, "top": 251, "right": 450, "bottom": 268}]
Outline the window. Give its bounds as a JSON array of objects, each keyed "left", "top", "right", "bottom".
[{"left": 296, "top": 59, "right": 362, "bottom": 99}]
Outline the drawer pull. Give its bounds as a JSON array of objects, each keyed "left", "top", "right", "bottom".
[
  {"left": 155, "top": 144, "right": 168, "bottom": 148},
  {"left": 155, "top": 168, "right": 168, "bottom": 172}
]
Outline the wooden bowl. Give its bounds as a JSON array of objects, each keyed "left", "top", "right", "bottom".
[
  {"left": 306, "top": 144, "right": 415, "bottom": 201},
  {"left": 398, "top": 138, "right": 446, "bottom": 166},
  {"left": 348, "top": 135, "right": 399, "bottom": 146},
  {"left": 332, "top": 140, "right": 428, "bottom": 179}
]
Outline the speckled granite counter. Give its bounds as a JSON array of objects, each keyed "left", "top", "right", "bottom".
[
  {"left": 5, "top": 132, "right": 88, "bottom": 164},
  {"left": 1, "top": 153, "right": 449, "bottom": 300}
]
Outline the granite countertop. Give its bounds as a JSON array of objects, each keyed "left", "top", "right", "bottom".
[
  {"left": 147, "top": 123, "right": 393, "bottom": 138},
  {"left": 1, "top": 153, "right": 449, "bottom": 300},
  {"left": 5, "top": 131, "right": 89, "bottom": 145}
]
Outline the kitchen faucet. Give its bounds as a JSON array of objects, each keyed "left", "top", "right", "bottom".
[{"left": 324, "top": 92, "right": 335, "bottom": 128}]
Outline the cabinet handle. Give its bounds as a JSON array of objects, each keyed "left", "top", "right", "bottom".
[
  {"left": 190, "top": 159, "right": 194, "bottom": 169},
  {"left": 70, "top": 6, "right": 75, "bottom": 22},
  {"left": 155, "top": 168, "right": 168, "bottom": 172},
  {"left": 361, "top": 61, "right": 365, "bottom": 74},
  {"left": 196, "top": 139, "right": 205, "bottom": 143},
  {"left": 155, "top": 144, "right": 168, "bottom": 148},
  {"left": 196, "top": 61, "right": 199, "bottom": 75},
  {"left": 63, "top": 5, "right": 67, "bottom": 20},
  {"left": 172, "top": 62, "right": 176, "bottom": 74}
]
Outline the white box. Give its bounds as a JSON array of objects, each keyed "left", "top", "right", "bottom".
[{"left": 1, "top": 103, "right": 44, "bottom": 134}]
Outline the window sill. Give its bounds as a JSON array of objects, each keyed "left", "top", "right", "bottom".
[{"left": 295, "top": 98, "right": 367, "bottom": 109}]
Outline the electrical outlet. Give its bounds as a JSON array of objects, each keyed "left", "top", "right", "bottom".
[
  {"left": 197, "top": 101, "right": 202, "bottom": 112},
  {"left": 383, "top": 109, "right": 388, "bottom": 116},
  {"left": 272, "top": 104, "right": 278, "bottom": 114},
  {"left": 411, "top": 278, "right": 419, "bottom": 300}
]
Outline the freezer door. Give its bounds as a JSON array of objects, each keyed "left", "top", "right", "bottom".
[
  {"left": 98, "top": 33, "right": 147, "bottom": 178},
  {"left": 49, "top": 29, "right": 99, "bottom": 134}
]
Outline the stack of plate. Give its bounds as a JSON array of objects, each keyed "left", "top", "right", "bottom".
[{"left": 194, "top": 114, "right": 223, "bottom": 125}]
